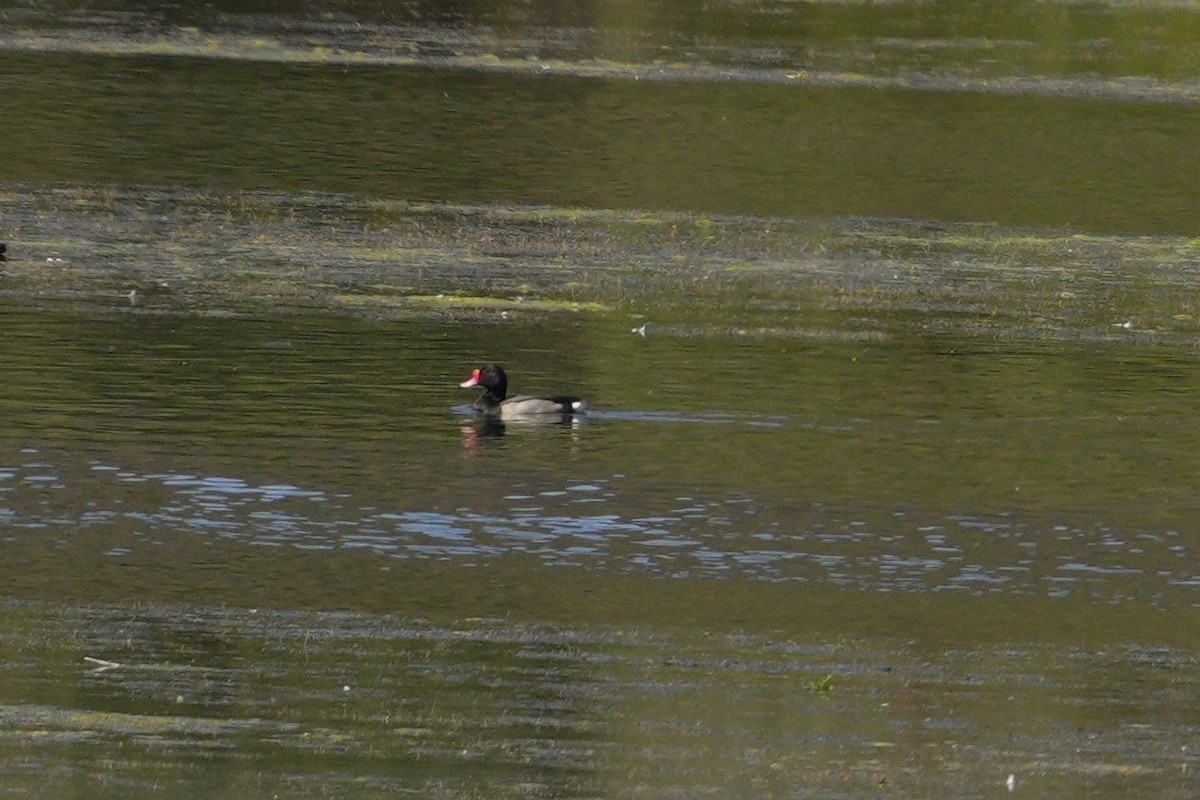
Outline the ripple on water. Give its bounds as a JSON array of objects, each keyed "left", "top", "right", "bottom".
[{"left": 0, "top": 456, "right": 1185, "bottom": 605}]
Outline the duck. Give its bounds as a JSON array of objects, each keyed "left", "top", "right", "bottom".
[{"left": 459, "top": 364, "right": 587, "bottom": 419}]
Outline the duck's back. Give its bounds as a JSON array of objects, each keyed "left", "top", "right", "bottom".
[{"left": 499, "top": 395, "right": 587, "bottom": 418}]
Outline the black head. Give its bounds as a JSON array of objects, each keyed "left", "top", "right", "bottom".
[{"left": 459, "top": 364, "right": 509, "bottom": 401}]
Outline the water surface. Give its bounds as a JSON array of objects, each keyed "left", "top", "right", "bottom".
[
  {"left": 3, "top": 304, "right": 1200, "bottom": 799},
  {"left": 3, "top": 1, "right": 1200, "bottom": 797},
  {"left": 4, "top": 1, "right": 1200, "bottom": 232}
]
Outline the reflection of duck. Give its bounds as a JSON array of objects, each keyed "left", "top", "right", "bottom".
[
  {"left": 459, "top": 364, "right": 587, "bottom": 420},
  {"left": 0, "top": 243, "right": 7, "bottom": 262}
]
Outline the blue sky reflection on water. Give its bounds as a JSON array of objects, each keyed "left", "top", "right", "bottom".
[{"left": 0, "top": 447, "right": 1192, "bottom": 610}]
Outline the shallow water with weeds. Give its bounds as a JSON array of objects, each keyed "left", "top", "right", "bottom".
[
  {"left": 2, "top": 600, "right": 1197, "bottom": 799},
  {"left": 3, "top": 1, "right": 1200, "bottom": 798}
]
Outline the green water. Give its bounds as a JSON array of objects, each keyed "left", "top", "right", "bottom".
[
  {"left": 3, "top": 1, "right": 1200, "bottom": 797},
  {"left": 5, "top": 49, "right": 1200, "bottom": 233},
  {"left": 2, "top": 303, "right": 1199, "bottom": 797}
]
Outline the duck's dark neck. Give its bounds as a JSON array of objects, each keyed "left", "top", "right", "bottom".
[
  {"left": 484, "top": 377, "right": 507, "bottom": 402},
  {"left": 473, "top": 388, "right": 504, "bottom": 412}
]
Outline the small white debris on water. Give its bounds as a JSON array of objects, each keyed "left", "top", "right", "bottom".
[
  {"left": 83, "top": 655, "right": 121, "bottom": 673},
  {"left": 631, "top": 323, "right": 647, "bottom": 336}
]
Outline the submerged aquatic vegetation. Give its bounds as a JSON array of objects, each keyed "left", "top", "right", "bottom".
[
  {"left": 3, "top": 184, "right": 1198, "bottom": 345},
  {"left": 808, "top": 674, "right": 835, "bottom": 695}
]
